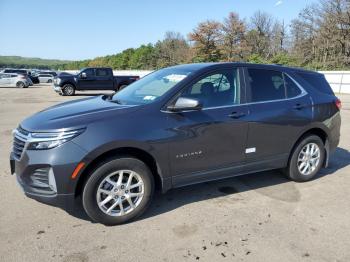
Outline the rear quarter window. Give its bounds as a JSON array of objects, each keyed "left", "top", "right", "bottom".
[{"left": 297, "top": 72, "right": 334, "bottom": 95}]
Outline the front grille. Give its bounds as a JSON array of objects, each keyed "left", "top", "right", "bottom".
[
  {"left": 12, "top": 126, "right": 29, "bottom": 160},
  {"left": 13, "top": 137, "right": 26, "bottom": 159},
  {"left": 17, "top": 126, "right": 29, "bottom": 136}
]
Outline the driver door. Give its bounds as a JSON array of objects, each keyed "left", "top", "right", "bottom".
[
  {"left": 78, "top": 68, "right": 96, "bottom": 90},
  {"left": 166, "top": 67, "right": 249, "bottom": 185}
]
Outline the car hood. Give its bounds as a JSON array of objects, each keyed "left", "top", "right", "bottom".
[{"left": 20, "top": 96, "right": 141, "bottom": 131}]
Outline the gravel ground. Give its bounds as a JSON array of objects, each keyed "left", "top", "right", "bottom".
[{"left": 0, "top": 84, "right": 350, "bottom": 262}]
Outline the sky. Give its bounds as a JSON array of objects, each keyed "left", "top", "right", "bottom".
[{"left": 0, "top": 0, "right": 318, "bottom": 61}]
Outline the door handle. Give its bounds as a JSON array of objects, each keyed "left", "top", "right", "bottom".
[
  {"left": 293, "top": 103, "right": 306, "bottom": 110},
  {"left": 228, "top": 112, "right": 246, "bottom": 119}
]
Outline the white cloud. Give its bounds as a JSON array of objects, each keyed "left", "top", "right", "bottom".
[{"left": 275, "top": 0, "right": 283, "bottom": 6}]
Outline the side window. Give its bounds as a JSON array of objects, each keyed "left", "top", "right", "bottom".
[
  {"left": 96, "top": 68, "right": 109, "bottom": 77},
  {"left": 180, "top": 69, "right": 240, "bottom": 108},
  {"left": 247, "top": 69, "right": 285, "bottom": 102},
  {"left": 83, "top": 69, "right": 95, "bottom": 77},
  {"left": 284, "top": 74, "right": 301, "bottom": 98}
]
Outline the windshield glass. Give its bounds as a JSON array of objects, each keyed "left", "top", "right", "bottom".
[{"left": 111, "top": 67, "right": 194, "bottom": 105}]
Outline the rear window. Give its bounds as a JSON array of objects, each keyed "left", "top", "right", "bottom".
[
  {"left": 297, "top": 72, "right": 334, "bottom": 95},
  {"left": 96, "top": 68, "right": 109, "bottom": 77}
]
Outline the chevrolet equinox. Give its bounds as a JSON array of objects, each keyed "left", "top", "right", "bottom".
[{"left": 10, "top": 63, "right": 341, "bottom": 225}]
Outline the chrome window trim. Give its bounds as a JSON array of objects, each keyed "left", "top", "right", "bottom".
[{"left": 161, "top": 73, "right": 308, "bottom": 113}]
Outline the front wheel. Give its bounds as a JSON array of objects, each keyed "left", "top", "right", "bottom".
[
  {"left": 285, "top": 135, "right": 325, "bottom": 182},
  {"left": 82, "top": 157, "right": 154, "bottom": 225},
  {"left": 62, "top": 84, "right": 75, "bottom": 96},
  {"left": 47, "top": 79, "right": 52, "bottom": 83}
]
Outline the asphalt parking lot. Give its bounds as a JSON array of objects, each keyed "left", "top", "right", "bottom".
[{"left": 0, "top": 84, "right": 350, "bottom": 262}]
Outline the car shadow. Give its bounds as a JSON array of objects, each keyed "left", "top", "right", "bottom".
[{"left": 65, "top": 147, "right": 350, "bottom": 224}]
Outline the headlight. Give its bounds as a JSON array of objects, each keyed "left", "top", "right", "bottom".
[
  {"left": 55, "top": 78, "right": 61, "bottom": 84},
  {"left": 27, "top": 128, "right": 85, "bottom": 150}
]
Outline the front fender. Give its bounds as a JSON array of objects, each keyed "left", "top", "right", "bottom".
[{"left": 60, "top": 81, "right": 76, "bottom": 89}]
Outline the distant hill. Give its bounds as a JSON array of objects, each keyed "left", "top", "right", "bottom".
[{"left": 0, "top": 55, "right": 71, "bottom": 69}]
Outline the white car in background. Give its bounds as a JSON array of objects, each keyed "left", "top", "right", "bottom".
[
  {"left": 0, "top": 73, "right": 30, "bottom": 88},
  {"left": 38, "top": 73, "right": 54, "bottom": 83}
]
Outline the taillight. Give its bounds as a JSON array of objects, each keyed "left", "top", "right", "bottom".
[{"left": 335, "top": 98, "right": 342, "bottom": 110}]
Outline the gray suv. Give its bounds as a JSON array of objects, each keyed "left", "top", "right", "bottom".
[{"left": 10, "top": 63, "right": 341, "bottom": 225}]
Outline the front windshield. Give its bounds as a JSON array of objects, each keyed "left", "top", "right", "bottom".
[{"left": 112, "top": 67, "right": 194, "bottom": 105}]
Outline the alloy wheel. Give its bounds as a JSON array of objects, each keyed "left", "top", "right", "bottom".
[
  {"left": 96, "top": 170, "right": 144, "bottom": 216},
  {"left": 297, "top": 142, "right": 321, "bottom": 176},
  {"left": 65, "top": 86, "right": 74, "bottom": 95}
]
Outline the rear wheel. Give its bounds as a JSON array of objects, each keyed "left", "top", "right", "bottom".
[
  {"left": 285, "top": 135, "right": 325, "bottom": 182},
  {"left": 16, "top": 81, "right": 25, "bottom": 88},
  {"left": 47, "top": 79, "right": 52, "bottom": 83},
  {"left": 62, "top": 84, "right": 75, "bottom": 96},
  {"left": 82, "top": 157, "right": 154, "bottom": 225}
]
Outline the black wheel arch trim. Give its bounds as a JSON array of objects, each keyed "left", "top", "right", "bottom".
[
  {"left": 290, "top": 124, "right": 331, "bottom": 169},
  {"left": 73, "top": 142, "right": 170, "bottom": 197},
  {"left": 61, "top": 82, "right": 76, "bottom": 89}
]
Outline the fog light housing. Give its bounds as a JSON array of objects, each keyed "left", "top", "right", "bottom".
[{"left": 48, "top": 168, "right": 57, "bottom": 193}]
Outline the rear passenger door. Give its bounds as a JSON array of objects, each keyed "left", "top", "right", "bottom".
[
  {"left": 95, "top": 68, "right": 114, "bottom": 90},
  {"left": 243, "top": 67, "right": 312, "bottom": 165}
]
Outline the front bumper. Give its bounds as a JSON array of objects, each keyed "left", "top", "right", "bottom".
[
  {"left": 16, "top": 172, "right": 75, "bottom": 211},
  {"left": 10, "top": 140, "right": 88, "bottom": 210},
  {"left": 53, "top": 84, "right": 62, "bottom": 93}
]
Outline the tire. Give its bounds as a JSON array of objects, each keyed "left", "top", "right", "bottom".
[
  {"left": 16, "top": 81, "right": 25, "bottom": 88},
  {"left": 47, "top": 79, "right": 52, "bottom": 83},
  {"left": 285, "top": 135, "right": 325, "bottom": 182},
  {"left": 82, "top": 157, "right": 154, "bottom": 225},
  {"left": 62, "top": 84, "right": 75, "bottom": 96}
]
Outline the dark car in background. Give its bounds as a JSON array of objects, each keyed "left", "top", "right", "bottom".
[
  {"left": 53, "top": 67, "right": 139, "bottom": 95},
  {"left": 10, "top": 63, "right": 341, "bottom": 225}
]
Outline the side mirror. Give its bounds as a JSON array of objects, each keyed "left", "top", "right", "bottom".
[
  {"left": 80, "top": 72, "right": 87, "bottom": 78},
  {"left": 167, "top": 97, "right": 202, "bottom": 112}
]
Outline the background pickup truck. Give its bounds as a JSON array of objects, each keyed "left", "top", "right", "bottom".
[{"left": 53, "top": 67, "right": 139, "bottom": 96}]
